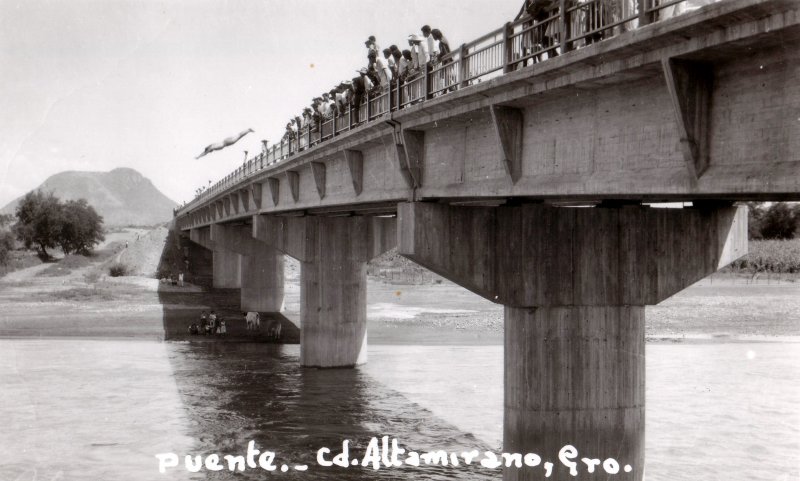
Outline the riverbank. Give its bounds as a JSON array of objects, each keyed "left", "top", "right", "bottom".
[{"left": 0, "top": 227, "right": 798, "bottom": 344}]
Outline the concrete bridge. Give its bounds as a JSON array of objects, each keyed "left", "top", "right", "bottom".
[{"left": 174, "top": 1, "right": 799, "bottom": 479}]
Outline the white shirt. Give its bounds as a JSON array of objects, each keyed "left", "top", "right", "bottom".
[
  {"left": 375, "top": 56, "right": 392, "bottom": 84},
  {"left": 410, "top": 47, "right": 421, "bottom": 69},
  {"left": 398, "top": 57, "right": 409, "bottom": 78},
  {"left": 424, "top": 34, "right": 435, "bottom": 59},
  {"left": 418, "top": 38, "right": 431, "bottom": 64}
]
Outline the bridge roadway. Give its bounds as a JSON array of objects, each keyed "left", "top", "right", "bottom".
[{"left": 175, "top": 1, "right": 799, "bottom": 480}]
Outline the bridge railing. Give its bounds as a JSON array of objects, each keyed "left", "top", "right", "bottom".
[{"left": 183, "top": 0, "right": 704, "bottom": 214}]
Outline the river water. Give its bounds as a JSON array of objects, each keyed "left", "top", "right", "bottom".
[{"left": 1, "top": 339, "right": 797, "bottom": 481}]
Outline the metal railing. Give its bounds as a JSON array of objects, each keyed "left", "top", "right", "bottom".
[{"left": 179, "top": 0, "right": 705, "bottom": 221}]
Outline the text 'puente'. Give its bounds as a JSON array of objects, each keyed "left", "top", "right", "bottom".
[{"left": 173, "top": 1, "right": 800, "bottom": 479}]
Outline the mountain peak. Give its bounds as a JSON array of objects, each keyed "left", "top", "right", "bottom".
[{"left": 1, "top": 168, "right": 177, "bottom": 227}]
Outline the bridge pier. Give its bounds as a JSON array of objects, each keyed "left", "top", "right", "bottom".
[
  {"left": 190, "top": 225, "right": 285, "bottom": 314},
  {"left": 212, "top": 249, "right": 241, "bottom": 289},
  {"left": 254, "top": 214, "right": 395, "bottom": 367},
  {"left": 398, "top": 202, "right": 746, "bottom": 480},
  {"left": 240, "top": 248, "right": 284, "bottom": 313}
]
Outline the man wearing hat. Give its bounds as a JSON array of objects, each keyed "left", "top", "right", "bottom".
[{"left": 408, "top": 34, "right": 424, "bottom": 69}]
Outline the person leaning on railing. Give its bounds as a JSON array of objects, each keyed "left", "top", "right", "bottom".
[
  {"left": 390, "top": 47, "right": 403, "bottom": 78},
  {"left": 366, "top": 53, "right": 383, "bottom": 92},
  {"left": 431, "top": 29, "right": 451, "bottom": 57},
  {"left": 351, "top": 68, "right": 373, "bottom": 123},
  {"left": 400, "top": 49, "right": 414, "bottom": 81}
]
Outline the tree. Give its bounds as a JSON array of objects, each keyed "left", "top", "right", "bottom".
[
  {"left": 760, "top": 203, "right": 797, "bottom": 240},
  {"left": 14, "top": 190, "right": 64, "bottom": 258},
  {"left": 13, "top": 190, "right": 105, "bottom": 258},
  {"left": 0, "top": 214, "right": 13, "bottom": 228},
  {"left": 745, "top": 202, "right": 765, "bottom": 240},
  {"left": 59, "top": 199, "right": 105, "bottom": 255},
  {"left": 0, "top": 230, "right": 13, "bottom": 265}
]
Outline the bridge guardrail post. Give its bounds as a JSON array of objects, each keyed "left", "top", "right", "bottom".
[
  {"left": 423, "top": 62, "right": 431, "bottom": 100},
  {"left": 503, "top": 21, "right": 513, "bottom": 73},
  {"left": 638, "top": 0, "right": 652, "bottom": 26},
  {"left": 348, "top": 105, "right": 353, "bottom": 130},
  {"left": 459, "top": 43, "right": 468, "bottom": 89},
  {"left": 559, "top": 0, "right": 573, "bottom": 53}
]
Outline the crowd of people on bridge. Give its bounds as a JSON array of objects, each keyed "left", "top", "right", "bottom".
[
  {"left": 280, "top": 24, "right": 453, "bottom": 148},
  {"left": 185, "top": 0, "right": 713, "bottom": 205}
]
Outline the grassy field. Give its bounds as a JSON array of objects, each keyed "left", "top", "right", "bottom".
[{"left": 728, "top": 239, "right": 800, "bottom": 273}]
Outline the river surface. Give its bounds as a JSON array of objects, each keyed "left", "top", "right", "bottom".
[{"left": 1, "top": 340, "right": 798, "bottom": 481}]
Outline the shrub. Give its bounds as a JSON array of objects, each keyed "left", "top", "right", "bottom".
[{"left": 108, "top": 262, "right": 128, "bottom": 277}]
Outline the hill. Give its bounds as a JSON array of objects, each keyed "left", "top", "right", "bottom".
[{"left": 1, "top": 168, "right": 177, "bottom": 226}]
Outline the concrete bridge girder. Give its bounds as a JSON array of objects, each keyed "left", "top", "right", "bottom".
[{"left": 397, "top": 201, "right": 747, "bottom": 481}]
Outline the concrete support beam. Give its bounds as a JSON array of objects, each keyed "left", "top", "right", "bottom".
[
  {"left": 267, "top": 177, "right": 280, "bottom": 206},
  {"left": 391, "top": 128, "right": 424, "bottom": 189},
  {"left": 240, "top": 188, "right": 251, "bottom": 212},
  {"left": 343, "top": 149, "right": 364, "bottom": 195},
  {"left": 250, "top": 182, "right": 263, "bottom": 210},
  {"left": 310, "top": 161, "right": 326, "bottom": 199},
  {"left": 490, "top": 105, "right": 523, "bottom": 183},
  {"left": 662, "top": 57, "right": 714, "bottom": 179},
  {"left": 286, "top": 170, "right": 300, "bottom": 202},
  {"left": 254, "top": 214, "right": 396, "bottom": 367},
  {"left": 397, "top": 201, "right": 747, "bottom": 480},
  {"left": 398, "top": 202, "right": 746, "bottom": 306}
]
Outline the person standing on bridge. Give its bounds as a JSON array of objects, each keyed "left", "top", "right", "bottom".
[
  {"left": 390, "top": 47, "right": 403, "bottom": 79},
  {"left": 374, "top": 50, "right": 393, "bottom": 89},
  {"left": 399, "top": 49, "right": 413, "bottom": 81},
  {"left": 351, "top": 68, "right": 372, "bottom": 122},
  {"left": 420, "top": 25, "right": 435, "bottom": 64},
  {"left": 407, "top": 35, "right": 423, "bottom": 71},
  {"left": 365, "top": 35, "right": 380, "bottom": 62}
]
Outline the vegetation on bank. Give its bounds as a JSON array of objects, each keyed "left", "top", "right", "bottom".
[
  {"left": 13, "top": 191, "right": 104, "bottom": 258},
  {"left": 746, "top": 202, "right": 799, "bottom": 240},
  {"left": 729, "top": 239, "right": 800, "bottom": 274},
  {"left": 0, "top": 192, "right": 105, "bottom": 278}
]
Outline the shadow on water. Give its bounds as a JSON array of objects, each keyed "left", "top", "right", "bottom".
[
  {"left": 154, "top": 222, "right": 299, "bottom": 343},
  {"left": 165, "top": 342, "right": 498, "bottom": 480}
]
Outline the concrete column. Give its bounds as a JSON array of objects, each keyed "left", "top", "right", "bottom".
[
  {"left": 253, "top": 214, "right": 396, "bottom": 368},
  {"left": 504, "top": 306, "right": 645, "bottom": 480},
  {"left": 300, "top": 218, "right": 369, "bottom": 368},
  {"left": 398, "top": 202, "right": 747, "bottom": 481},
  {"left": 212, "top": 249, "right": 241, "bottom": 289},
  {"left": 240, "top": 247, "right": 284, "bottom": 313}
]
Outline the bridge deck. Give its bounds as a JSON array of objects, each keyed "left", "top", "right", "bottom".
[{"left": 177, "top": 0, "right": 800, "bottom": 230}]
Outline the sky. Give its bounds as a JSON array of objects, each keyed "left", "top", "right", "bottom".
[{"left": 0, "top": 0, "right": 523, "bottom": 207}]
